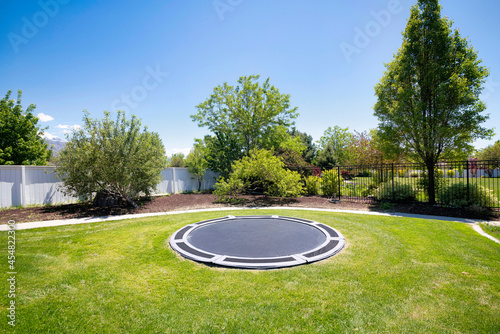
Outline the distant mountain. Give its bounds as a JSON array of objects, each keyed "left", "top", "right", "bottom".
[
  {"left": 42, "top": 133, "right": 67, "bottom": 155},
  {"left": 48, "top": 138, "right": 67, "bottom": 154}
]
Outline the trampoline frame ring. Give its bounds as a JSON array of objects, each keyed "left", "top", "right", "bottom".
[{"left": 169, "top": 215, "right": 345, "bottom": 269}]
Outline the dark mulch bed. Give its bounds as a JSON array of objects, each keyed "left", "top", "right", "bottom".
[{"left": 1, "top": 193, "right": 498, "bottom": 224}]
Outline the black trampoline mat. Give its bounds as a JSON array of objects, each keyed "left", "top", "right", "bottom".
[
  {"left": 169, "top": 215, "right": 346, "bottom": 269},
  {"left": 187, "top": 218, "right": 326, "bottom": 258}
]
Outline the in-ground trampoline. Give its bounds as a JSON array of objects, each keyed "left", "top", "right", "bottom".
[{"left": 169, "top": 215, "right": 345, "bottom": 269}]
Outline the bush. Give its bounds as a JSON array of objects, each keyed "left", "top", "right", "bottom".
[
  {"left": 357, "top": 170, "right": 371, "bottom": 177},
  {"left": 55, "top": 111, "right": 167, "bottom": 208},
  {"left": 374, "top": 182, "right": 417, "bottom": 202},
  {"left": 397, "top": 169, "right": 406, "bottom": 178},
  {"left": 213, "top": 149, "right": 303, "bottom": 201},
  {"left": 304, "top": 175, "right": 321, "bottom": 195},
  {"left": 410, "top": 171, "right": 419, "bottom": 178},
  {"left": 341, "top": 169, "right": 353, "bottom": 180},
  {"left": 321, "top": 169, "right": 341, "bottom": 196},
  {"left": 439, "top": 183, "right": 499, "bottom": 208},
  {"left": 418, "top": 170, "right": 445, "bottom": 199},
  {"left": 342, "top": 182, "right": 374, "bottom": 197},
  {"left": 446, "top": 170, "right": 456, "bottom": 178}
]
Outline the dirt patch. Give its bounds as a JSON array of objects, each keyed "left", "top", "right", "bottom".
[{"left": 0, "top": 193, "right": 498, "bottom": 224}]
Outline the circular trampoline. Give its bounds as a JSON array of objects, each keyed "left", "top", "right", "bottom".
[{"left": 169, "top": 215, "right": 345, "bottom": 269}]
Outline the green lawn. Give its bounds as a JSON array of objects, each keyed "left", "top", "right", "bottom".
[
  {"left": 344, "top": 176, "right": 500, "bottom": 205},
  {"left": 1, "top": 210, "right": 499, "bottom": 333}
]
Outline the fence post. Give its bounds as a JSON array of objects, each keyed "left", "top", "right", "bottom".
[
  {"left": 466, "top": 160, "right": 470, "bottom": 203},
  {"left": 391, "top": 163, "right": 395, "bottom": 202},
  {"left": 21, "top": 165, "right": 27, "bottom": 207},
  {"left": 172, "top": 168, "right": 177, "bottom": 194},
  {"left": 337, "top": 166, "right": 341, "bottom": 200}
]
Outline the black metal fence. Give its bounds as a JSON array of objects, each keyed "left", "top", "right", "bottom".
[{"left": 295, "top": 160, "right": 500, "bottom": 208}]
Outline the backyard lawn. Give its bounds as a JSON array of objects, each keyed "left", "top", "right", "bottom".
[
  {"left": 1, "top": 209, "right": 499, "bottom": 333},
  {"left": 342, "top": 176, "right": 500, "bottom": 205}
]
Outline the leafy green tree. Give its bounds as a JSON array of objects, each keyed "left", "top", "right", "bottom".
[
  {"left": 314, "top": 143, "right": 337, "bottom": 169},
  {"left": 191, "top": 75, "right": 299, "bottom": 157},
  {"left": 0, "top": 90, "right": 51, "bottom": 165},
  {"left": 168, "top": 153, "right": 186, "bottom": 167},
  {"left": 185, "top": 139, "right": 209, "bottom": 191},
  {"left": 347, "top": 130, "right": 383, "bottom": 166},
  {"left": 273, "top": 147, "right": 314, "bottom": 177},
  {"left": 373, "top": 0, "right": 492, "bottom": 203},
  {"left": 316, "top": 126, "right": 353, "bottom": 166},
  {"left": 478, "top": 141, "right": 500, "bottom": 161},
  {"left": 203, "top": 132, "right": 242, "bottom": 179},
  {"left": 290, "top": 129, "right": 316, "bottom": 164},
  {"left": 55, "top": 111, "right": 167, "bottom": 208}
]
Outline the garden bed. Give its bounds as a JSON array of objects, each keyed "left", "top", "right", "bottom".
[{"left": 1, "top": 193, "right": 498, "bottom": 223}]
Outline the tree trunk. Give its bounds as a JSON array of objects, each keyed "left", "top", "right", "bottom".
[
  {"left": 426, "top": 163, "right": 436, "bottom": 205},
  {"left": 125, "top": 196, "right": 139, "bottom": 209},
  {"left": 198, "top": 178, "right": 202, "bottom": 192}
]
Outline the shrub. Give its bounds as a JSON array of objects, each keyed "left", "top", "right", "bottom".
[
  {"left": 446, "top": 170, "right": 456, "bottom": 178},
  {"left": 55, "top": 111, "right": 167, "bottom": 208},
  {"left": 341, "top": 170, "right": 353, "bottom": 180},
  {"left": 418, "top": 170, "right": 445, "bottom": 199},
  {"left": 321, "top": 169, "right": 341, "bottom": 196},
  {"left": 213, "top": 149, "right": 303, "bottom": 202},
  {"left": 357, "top": 170, "right": 371, "bottom": 177},
  {"left": 397, "top": 169, "right": 406, "bottom": 178},
  {"left": 410, "top": 171, "right": 419, "bottom": 178},
  {"left": 439, "top": 183, "right": 499, "bottom": 208},
  {"left": 342, "top": 182, "right": 373, "bottom": 197},
  {"left": 374, "top": 182, "right": 417, "bottom": 202},
  {"left": 304, "top": 175, "right": 321, "bottom": 195}
]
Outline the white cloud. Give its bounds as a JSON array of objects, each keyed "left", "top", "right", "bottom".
[
  {"left": 56, "top": 124, "right": 81, "bottom": 131},
  {"left": 37, "top": 113, "right": 54, "bottom": 122},
  {"left": 41, "top": 131, "right": 66, "bottom": 141}
]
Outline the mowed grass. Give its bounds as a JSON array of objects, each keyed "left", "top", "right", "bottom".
[{"left": 1, "top": 210, "right": 499, "bottom": 333}]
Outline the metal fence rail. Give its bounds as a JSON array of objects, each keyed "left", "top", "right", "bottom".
[{"left": 295, "top": 160, "right": 500, "bottom": 208}]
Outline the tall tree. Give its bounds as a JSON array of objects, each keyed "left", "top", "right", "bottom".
[
  {"left": 373, "top": 0, "right": 492, "bottom": 203},
  {"left": 0, "top": 90, "right": 51, "bottom": 165},
  {"left": 478, "top": 140, "right": 500, "bottom": 161},
  {"left": 185, "top": 139, "right": 209, "bottom": 191},
  {"left": 316, "top": 126, "right": 353, "bottom": 166},
  {"left": 191, "top": 75, "right": 298, "bottom": 156},
  {"left": 347, "top": 130, "right": 383, "bottom": 166},
  {"left": 290, "top": 129, "right": 316, "bottom": 164},
  {"left": 168, "top": 153, "right": 186, "bottom": 167},
  {"left": 203, "top": 132, "right": 242, "bottom": 179},
  {"left": 55, "top": 111, "right": 167, "bottom": 208}
]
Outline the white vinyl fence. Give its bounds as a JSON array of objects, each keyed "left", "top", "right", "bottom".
[{"left": 0, "top": 166, "right": 218, "bottom": 208}]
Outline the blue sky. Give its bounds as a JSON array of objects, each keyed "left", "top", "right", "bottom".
[{"left": 1, "top": 0, "right": 499, "bottom": 156}]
